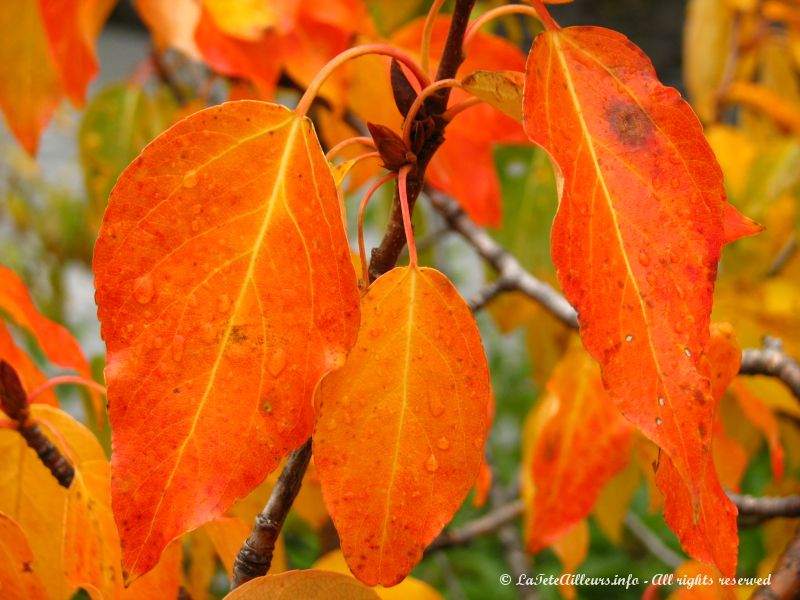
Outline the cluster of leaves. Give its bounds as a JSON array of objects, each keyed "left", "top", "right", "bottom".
[{"left": 1, "top": 0, "right": 800, "bottom": 599}]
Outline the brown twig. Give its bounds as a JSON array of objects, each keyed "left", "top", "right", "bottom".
[
  {"left": 751, "top": 525, "right": 800, "bottom": 599},
  {"left": 0, "top": 361, "right": 74, "bottom": 488},
  {"left": 367, "top": 0, "right": 477, "bottom": 281},
  {"left": 426, "top": 498, "right": 525, "bottom": 552},
  {"left": 230, "top": 439, "right": 312, "bottom": 589},
  {"left": 429, "top": 190, "right": 579, "bottom": 328},
  {"left": 729, "top": 492, "right": 800, "bottom": 527},
  {"left": 740, "top": 337, "right": 800, "bottom": 401}
]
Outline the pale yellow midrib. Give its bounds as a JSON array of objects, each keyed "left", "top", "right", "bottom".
[
  {"left": 377, "top": 268, "right": 416, "bottom": 581},
  {"left": 130, "top": 118, "right": 302, "bottom": 572},
  {"left": 550, "top": 34, "right": 691, "bottom": 470}
]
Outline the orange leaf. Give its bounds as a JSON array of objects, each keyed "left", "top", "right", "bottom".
[
  {"left": 523, "top": 24, "right": 750, "bottom": 529},
  {"left": 93, "top": 101, "right": 360, "bottom": 581},
  {"left": 730, "top": 379, "right": 785, "bottom": 481},
  {"left": 314, "top": 266, "right": 491, "bottom": 586},
  {"left": 655, "top": 325, "right": 742, "bottom": 576},
  {"left": 223, "top": 569, "right": 381, "bottom": 600},
  {"left": 135, "top": 0, "right": 202, "bottom": 60},
  {"left": 524, "top": 344, "right": 633, "bottom": 552},
  {"left": 39, "top": 0, "right": 114, "bottom": 106},
  {"left": 0, "top": 512, "right": 48, "bottom": 600},
  {"left": 0, "top": 265, "right": 97, "bottom": 415}
]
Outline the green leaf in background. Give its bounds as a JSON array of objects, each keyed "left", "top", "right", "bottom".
[{"left": 79, "top": 83, "right": 177, "bottom": 230}]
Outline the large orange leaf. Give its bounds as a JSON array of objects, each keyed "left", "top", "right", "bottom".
[
  {"left": 314, "top": 266, "right": 491, "bottom": 586},
  {"left": 523, "top": 344, "right": 633, "bottom": 552},
  {"left": 523, "top": 25, "right": 759, "bottom": 516},
  {"left": 0, "top": 512, "right": 48, "bottom": 600},
  {"left": 93, "top": 101, "right": 360, "bottom": 581},
  {"left": 0, "top": 265, "right": 96, "bottom": 414}
]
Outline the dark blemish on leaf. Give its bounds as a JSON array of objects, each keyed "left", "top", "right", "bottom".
[
  {"left": 173, "top": 387, "right": 180, "bottom": 394},
  {"left": 606, "top": 101, "right": 652, "bottom": 147},
  {"left": 698, "top": 422, "right": 707, "bottom": 438},
  {"left": 693, "top": 389, "right": 706, "bottom": 405},
  {"left": 22, "top": 562, "right": 32, "bottom": 572},
  {"left": 230, "top": 326, "right": 247, "bottom": 343}
]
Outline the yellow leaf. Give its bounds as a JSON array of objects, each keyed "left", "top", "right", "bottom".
[
  {"left": 551, "top": 520, "right": 589, "bottom": 600},
  {"left": 0, "top": 512, "right": 48, "bottom": 600},
  {"left": 593, "top": 460, "right": 640, "bottom": 544},
  {"left": 223, "top": 569, "right": 381, "bottom": 600},
  {"left": 461, "top": 70, "right": 524, "bottom": 121},
  {"left": 684, "top": 0, "right": 734, "bottom": 122},
  {"left": 313, "top": 550, "right": 443, "bottom": 600}
]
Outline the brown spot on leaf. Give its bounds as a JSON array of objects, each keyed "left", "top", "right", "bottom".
[{"left": 606, "top": 101, "right": 652, "bottom": 147}]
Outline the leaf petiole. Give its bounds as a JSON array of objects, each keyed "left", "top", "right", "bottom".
[
  {"left": 358, "top": 173, "right": 398, "bottom": 288},
  {"left": 421, "top": 0, "right": 447, "bottom": 77},
  {"left": 326, "top": 136, "right": 377, "bottom": 161},
  {"left": 26, "top": 375, "right": 107, "bottom": 405},
  {"left": 295, "top": 45, "right": 430, "bottom": 118},
  {"left": 527, "top": 0, "right": 560, "bottom": 31},
  {"left": 464, "top": 5, "right": 542, "bottom": 46},
  {"left": 397, "top": 165, "right": 417, "bottom": 268}
]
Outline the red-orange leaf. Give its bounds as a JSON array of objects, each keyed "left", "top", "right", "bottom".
[
  {"left": 0, "top": 322, "right": 55, "bottom": 407},
  {"left": 655, "top": 324, "right": 742, "bottom": 576},
  {"left": 314, "top": 266, "right": 491, "bottom": 586},
  {"left": 523, "top": 25, "right": 756, "bottom": 513},
  {"left": 93, "top": 101, "right": 360, "bottom": 581},
  {"left": 0, "top": 266, "right": 94, "bottom": 411},
  {"left": 524, "top": 344, "right": 633, "bottom": 552}
]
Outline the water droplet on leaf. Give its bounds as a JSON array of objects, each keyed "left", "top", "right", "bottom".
[
  {"left": 638, "top": 249, "right": 651, "bottom": 267},
  {"left": 425, "top": 454, "right": 438, "bottom": 473},
  {"left": 428, "top": 395, "right": 445, "bottom": 417},
  {"left": 437, "top": 437, "right": 450, "bottom": 450},
  {"left": 183, "top": 171, "right": 198, "bottom": 188},
  {"left": 172, "top": 335, "right": 185, "bottom": 362},
  {"left": 217, "top": 294, "right": 231, "bottom": 313},
  {"left": 133, "top": 274, "right": 155, "bottom": 304},
  {"left": 268, "top": 348, "right": 287, "bottom": 377}
]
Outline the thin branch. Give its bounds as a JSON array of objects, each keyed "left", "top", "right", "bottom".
[
  {"left": 468, "top": 278, "right": 510, "bottom": 312},
  {"left": 767, "top": 235, "right": 797, "bottom": 277},
  {"left": 729, "top": 492, "right": 800, "bottom": 527},
  {"left": 368, "top": 0, "right": 477, "bottom": 281},
  {"left": 231, "top": 439, "right": 313, "bottom": 589},
  {"left": 740, "top": 338, "right": 800, "bottom": 401},
  {"left": 426, "top": 499, "right": 525, "bottom": 552},
  {"left": 623, "top": 512, "right": 684, "bottom": 569},
  {"left": 429, "top": 190, "right": 579, "bottom": 328},
  {"left": 489, "top": 485, "right": 539, "bottom": 600},
  {"left": 752, "top": 525, "right": 800, "bottom": 599}
]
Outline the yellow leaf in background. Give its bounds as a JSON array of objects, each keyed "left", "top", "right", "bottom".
[
  {"left": 551, "top": 520, "right": 589, "bottom": 600},
  {"left": 730, "top": 380, "right": 785, "bottom": 480},
  {"left": 706, "top": 126, "right": 757, "bottom": 199},
  {"left": 593, "top": 461, "right": 640, "bottom": 545},
  {"left": 632, "top": 434, "right": 663, "bottom": 514},
  {"left": 778, "top": 419, "right": 800, "bottom": 478},
  {"left": 684, "top": 0, "right": 733, "bottom": 122},
  {"left": 726, "top": 82, "right": 800, "bottom": 135},
  {"left": 313, "top": 550, "right": 443, "bottom": 600},
  {"left": 757, "top": 518, "right": 800, "bottom": 583},
  {"left": 202, "top": 0, "right": 280, "bottom": 41},
  {"left": 0, "top": 425, "right": 71, "bottom": 600},
  {"left": 461, "top": 70, "right": 524, "bottom": 122},
  {"left": 725, "top": 0, "right": 757, "bottom": 10},
  {"left": 135, "top": 0, "right": 201, "bottom": 60},
  {"left": 184, "top": 529, "right": 216, "bottom": 600},
  {"left": 0, "top": 512, "right": 48, "bottom": 600}
]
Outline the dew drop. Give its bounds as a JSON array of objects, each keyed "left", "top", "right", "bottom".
[
  {"left": 428, "top": 396, "right": 445, "bottom": 417},
  {"left": 191, "top": 219, "right": 200, "bottom": 232},
  {"left": 669, "top": 177, "right": 682, "bottom": 190},
  {"left": 674, "top": 320, "right": 684, "bottom": 334},
  {"left": 153, "top": 336, "right": 164, "bottom": 349},
  {"left": 183, "top": 171, "right": 198, "bottom": 188},
  {"left": 343, "top": 412, "right": 353, "bottom": 425},
  {"left": 646, "top": 272, "right": 657, "bottom": 287},
  {"left": 684, "top": 347, "right": 692, "bottom": 358},
  {"left": 425, "top": 453, "right": 438, "bottom": 473},
  {"left": 172, "top": 335, "right": 185, "bottom": 362},
  {"left": 637, "top": 249, "right": 651, "bottom": 267},
  {"left": 217, "top": 294, "right": 231, "bottom": 313},
  {"left": 133, "top": 274, "right": 155, "bottom": 304},
  {"left": 437, "top": 436, "right": 450, "bottom": 450},
  {"left": 625, "top": 334, "right": 634, "bottom": 343},
  {"left": 658, "top": 396, "right": 665, "bottom": 407},
  {"left": 326, "top": 419, "right": 337, "bottom": 431},
  {"left": 369, "top": 326, "right": 382, "bottom": 338},
  {"left": 268, "top": 348, "right": 287, "bottom": 377},
  {"left": 656, "top": 417, "right": 663, "bottom": 426},
  {"left": 125, "top": 323, "right": 135, "bottom": 332},
  {"left": 192, "top": 203, "right": 202, "bottom": 215},
  {"left": 202, "top": 322, "right": 216, "bottom": 343}
]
